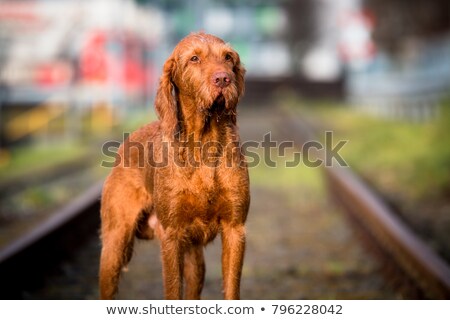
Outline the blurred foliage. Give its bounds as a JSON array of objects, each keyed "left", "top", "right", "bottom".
[
  {"left": 118, "top": 108, "right": 157, "bottom": 134},
  {"left": 0, "top": 105, "right": 154, "bottom": 182},
  {"left": 289, "top": 96, "right": 450, "bottom": 201},
  {"left": 0, "top": 143, "right": 87, "bottom": 181},
  {"left": 416, "top": 97, "right": 450, "bottom": 197}
]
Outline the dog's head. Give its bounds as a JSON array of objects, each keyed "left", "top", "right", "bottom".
[{"left": 155, "top": 32, "right": 246, "bottom": 137}]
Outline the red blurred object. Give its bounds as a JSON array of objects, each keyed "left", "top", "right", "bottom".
[
  {"left": 122, "top": 36, "right": 147, "bottom": 94},
  {"left": 80, "top": 31, "right": 108, "bottom": 84},
  {"left": 34, "top": 62, "right": 72, "bottom": 88},
  {"left": 123, "top": 57, "right": 145, "bottom": 94},
  {"left": 80, "top": 30, "right": 148, "bottom": 95}
]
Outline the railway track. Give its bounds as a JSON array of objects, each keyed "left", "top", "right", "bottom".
[
  {"left": 1, "top": 107, "right": 449, "bottom": 299},
  {"left": 0, "top": 181, "right": 103, "bottom": 299},
  {"left": 278, "top": 109, "right": 450, "bottom": 299}
]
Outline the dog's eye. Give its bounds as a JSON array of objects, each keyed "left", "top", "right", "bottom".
[
  {"left": 225, "top": 53, "right": 233, "bottom": 62},
  {"left": 190, "top": 55, "right": 200, "bottom": 62}
]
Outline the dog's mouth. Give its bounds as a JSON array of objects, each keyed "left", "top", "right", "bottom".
[
  {"left": 213, "top": 93, "right": 226, "bottom": 107},
  {"left": 199, "top": 84, "right": 237, "bottom": 114},
  {"left": 199, "top": 92, "right": 224, "bottom": 116}
]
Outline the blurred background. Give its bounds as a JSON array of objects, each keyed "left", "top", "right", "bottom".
[{"left": 0, "top": 0, "right": 449, "bottom": 299}]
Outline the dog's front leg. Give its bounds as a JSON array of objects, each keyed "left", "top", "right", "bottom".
[
  {"left": 160, "top": 229, "right": 184, "bottom": 299},
  {"left": 221, "top": 223, "right": 246, "bottom": 300}
]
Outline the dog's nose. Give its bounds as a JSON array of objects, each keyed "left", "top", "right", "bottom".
[{"left": 211, "top": 72, "right": 231, "bottom": 88}]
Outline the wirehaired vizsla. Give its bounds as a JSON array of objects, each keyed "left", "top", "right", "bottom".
[{"left": 99, "top": 32, "right": 250, "bottom": 300}]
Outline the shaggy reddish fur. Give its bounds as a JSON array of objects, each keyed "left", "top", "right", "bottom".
[{"left": 99, "top": 32, "right": 250, "bottom": 300}]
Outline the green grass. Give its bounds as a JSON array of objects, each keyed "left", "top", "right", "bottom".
[
  {"left": 248, "top": 148, "right": 325, "bottom": 196},
  {"left": 0, "top": 142, "right": 88, "bottom": 181},
  {"left": 289, "top": 98, "right": 450, "bottom": 201},
  {"left": 0, "top": 106, "right": 156, "bottom": 182},
  {"left": 119, "top": 108, "right": 158, "bottom": 134}
]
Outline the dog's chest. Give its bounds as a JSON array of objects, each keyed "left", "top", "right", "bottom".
[
  {"left": 176, "top": 165, "right": 219, "bottom": 209},
  {"left": 165, "top": 165, "right": 226, "bottom": 243}
]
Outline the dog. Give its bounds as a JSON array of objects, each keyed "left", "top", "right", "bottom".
[{"left": 99, "top": 32, "right": 250, "bottom": 300}]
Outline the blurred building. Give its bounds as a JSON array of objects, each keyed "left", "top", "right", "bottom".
[
  {"left": 3, "top": 0, "right": 448, "bottom": 149},
  {"left": 345, "top": 0, "right": 450, "bottom": 120},
  {"left": 0, "top": 0, "right": 164, "bottom": 147},
  {"left": 0, "top": 0, "right": 158, "bottom": 107}
]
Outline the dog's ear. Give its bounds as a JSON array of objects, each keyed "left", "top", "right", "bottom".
[
  {"left": 234, "top": 53, "right": 246, "bottom": 100},
  {"left": 155, "top": 57, "right": 178, "bottom": 137}
]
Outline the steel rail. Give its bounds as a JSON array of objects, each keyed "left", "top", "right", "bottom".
[{"left": 0, "top": 180, "right": 103, "bottom": 264}]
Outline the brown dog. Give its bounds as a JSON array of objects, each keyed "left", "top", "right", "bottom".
[{"left": 99, "top": 32, "right": 249, "bottom": 300}]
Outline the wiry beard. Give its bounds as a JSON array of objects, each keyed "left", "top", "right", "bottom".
[
  {"left": 197, "top": 82, "right": 239, "bottom": 114},
  {"left": 200, "top": 94, "right": 225, "bottom": 119}
]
